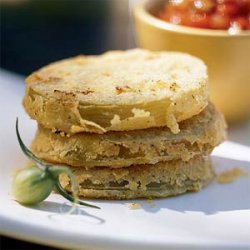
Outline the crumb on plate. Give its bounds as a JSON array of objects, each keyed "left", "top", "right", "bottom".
[
  {"left": 127, "top": 203, "right": 141, "bottom": 210},
  {"left": 216, "top": 167, "right": 247, "bottom": 184}
]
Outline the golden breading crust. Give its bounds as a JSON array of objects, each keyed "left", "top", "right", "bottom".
[
  {"left": 23, "top": 49, "right": 208, "bottom": 134},
  {"left": 31, "top": 103, "right": 226, "bottom": 168},
  {"left": 59, "top": 156, "right": 214, "bottom": 199}
]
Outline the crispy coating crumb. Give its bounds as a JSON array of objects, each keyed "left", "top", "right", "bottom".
[
  {"left": 216, "top": 168, "right": 247, "bottom": 184},
  {"left": 127, "top": 203, "right": 141, "bottom": 210},
  {"left": 115, "top": 85, "right": 131, "bottom": 94}
]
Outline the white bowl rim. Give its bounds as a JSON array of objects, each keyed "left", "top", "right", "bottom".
[{"left": 135, "top": 2, "right": 250, "bottom": 37}]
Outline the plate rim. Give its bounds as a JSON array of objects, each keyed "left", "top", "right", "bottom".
[{"left": 1, "top": 210, "right": 249, "bottom": 250}]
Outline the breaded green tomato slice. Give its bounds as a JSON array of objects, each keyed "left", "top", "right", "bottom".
[{"left": 24, "top": 49, "right": 208, "bottom": 134}]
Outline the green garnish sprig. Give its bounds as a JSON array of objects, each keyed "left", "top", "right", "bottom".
[{"left": 12, "top": 118, "right": 100, "bottom": 210}]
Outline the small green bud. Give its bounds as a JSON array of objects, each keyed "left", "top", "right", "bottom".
[{"left": 12, "top": 167, "right": 55, "bottom": 205}]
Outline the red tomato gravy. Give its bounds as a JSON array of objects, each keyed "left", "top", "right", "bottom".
[{"left": 157, "top": 0, "right": 250, "bottom": 30}]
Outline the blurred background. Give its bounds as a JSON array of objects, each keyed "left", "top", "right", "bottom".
[{"left": 0, "top": 0, "right": 138, "bottom": 75}]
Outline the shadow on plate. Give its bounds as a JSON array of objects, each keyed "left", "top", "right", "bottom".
[
  {"left": 27, "top": 155, "right": 250, "bottom": 217},
  {"left": 30, "top": 201, "right": 105, "bottom": 225},
  {"left": 113, "top": 155, "right": 250, "bottom": 215}
]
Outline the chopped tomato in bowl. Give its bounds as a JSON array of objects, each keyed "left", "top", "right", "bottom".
[{"left": 157, "top": 0, "right": 250, "bottom": 31}]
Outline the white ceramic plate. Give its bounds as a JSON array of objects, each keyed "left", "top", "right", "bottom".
[{"left": 0, "top": 70, "right": 250, "bottom": 250}]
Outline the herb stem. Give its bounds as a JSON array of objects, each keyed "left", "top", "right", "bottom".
[
  {"left": 55, "top": 181, "right": 100, "bottom": 209},
  {"left": 16, "top": 118, "right": 100, "bottom": 210}
]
